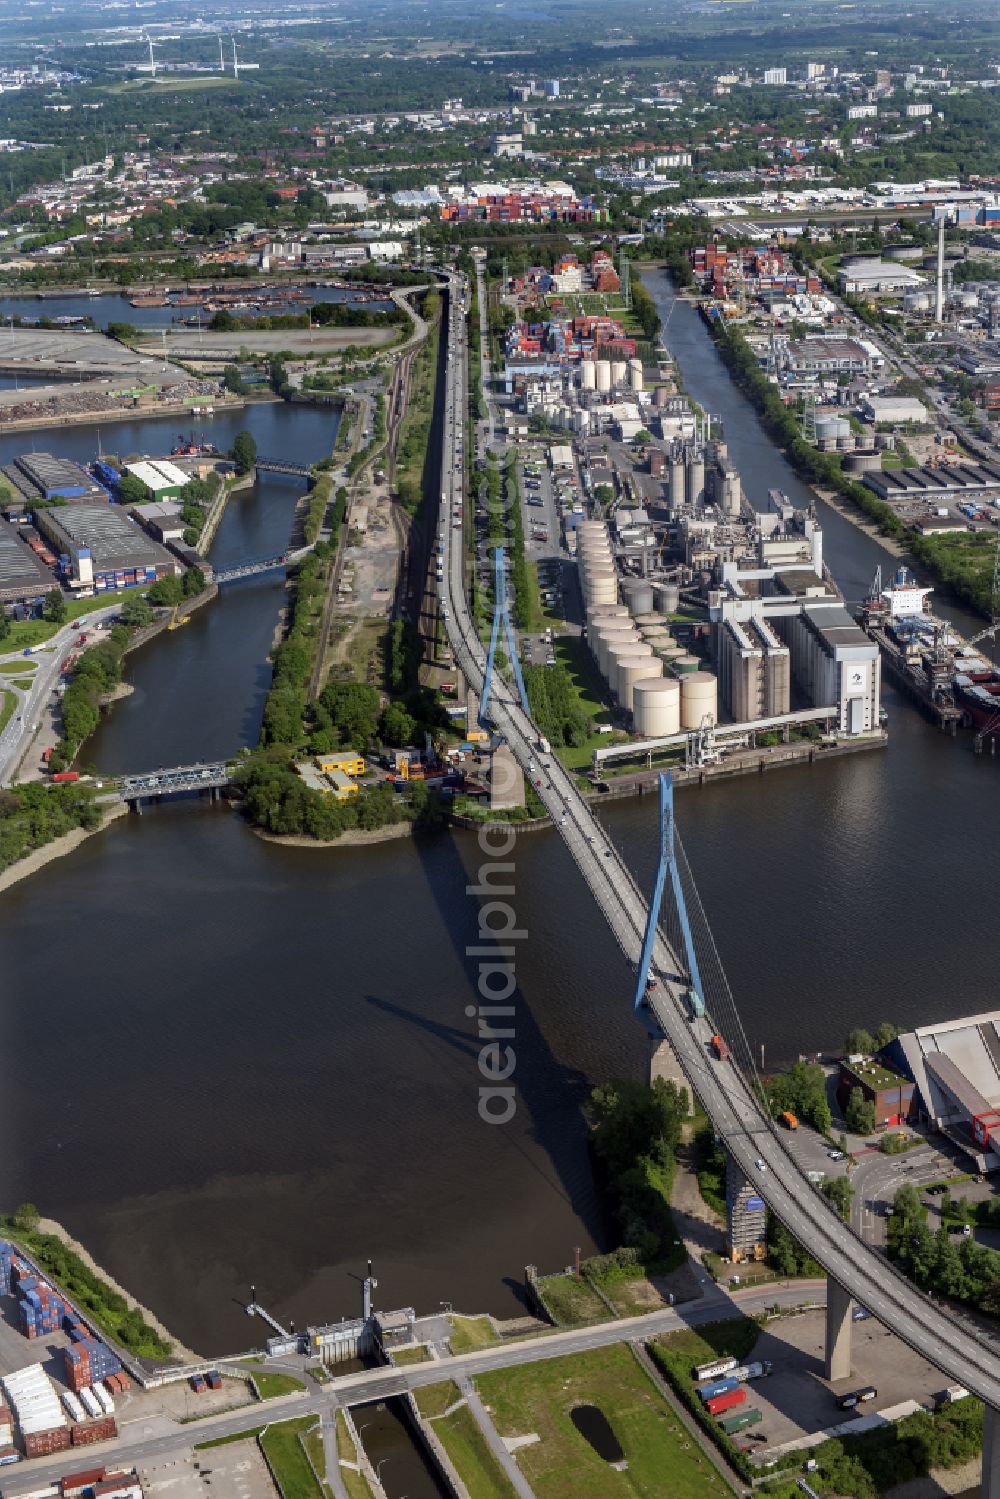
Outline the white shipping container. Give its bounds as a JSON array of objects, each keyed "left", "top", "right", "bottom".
[
  {"left": 60, "top": 1390, "right": 85, "bottom": 1423},
  {"left": 78, "top": 1387, "right": 102, "bottom": 1420},
  {"left": 94, "top": 1383, "right": 115, "bottom": 1415}
]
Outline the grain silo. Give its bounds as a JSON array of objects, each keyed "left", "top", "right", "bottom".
[
  {"left": 672, "top": 654, "right": 701, "bottom": 674},
  {"left": 686, "top": 453, "right": 705, "bottom": 509},
  {"left": 613, "top": 647, "right": 656, "bottom": 711},
  {"left": 595, "top": 360, "right": 612, "bottom": 393},
  {"left": 629, "top": 358, "right": 644, "bottom": 392},
  {"left": 623, "top": 579, "right": 654, "bottom": 616},
  {"left": 580, "top": 360, "right": 597, "bottom": 390},
  {"left": 633, "top": 677, "right": 681, "bottom": 737},
  {"left": 653, "top": 581, "right": 680, "bottom": 614},
  {"left": 668, "top": 460, "right": 685, "bottom": 513},
  {"left": 680, "top": 671, "right": 718, "bottom": 729},
  {"left": 611, "top": 360, "right": 628, "bottom": 386}
]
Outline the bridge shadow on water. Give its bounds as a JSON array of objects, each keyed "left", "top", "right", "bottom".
[{"left": 382, "top": 822, "right": 616, "bottom": 1298}]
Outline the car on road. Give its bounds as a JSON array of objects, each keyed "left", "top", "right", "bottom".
[
  {"left": 755, "top": 1158, "right": 767, "bottom": 1173},
  {"left": 828, "top": 1149, "right": 845, "bottom": 1160}
]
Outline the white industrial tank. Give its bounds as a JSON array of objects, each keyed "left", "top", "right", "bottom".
[
  {"left": 580, "top": 360, "right": 597, "bottom": 390},
  {"left": 680, "top": 670, "right": 718, "bottom": 729},
  {"left": 596, "top": 360, "right": 612, "bottom": 392},
  {"left": 654, "top": 581, "right": 680, "bottom": 613},
  {"left": 633, "top": 677, "right": 680, "bottom": 736},
  {"left": 611, "top": 360, "right": 628, "bottom": 386},
  {"left": 629, "top": 358, "right": 644, "bottom": 392}
]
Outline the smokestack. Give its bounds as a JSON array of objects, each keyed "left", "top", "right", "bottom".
[{"left": 935, "top": 215, "right": 945, "bottom": 323}]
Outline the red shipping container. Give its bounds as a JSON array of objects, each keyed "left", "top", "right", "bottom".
[
  {"left": 71, "top": 1417, "right": 117, "bottom": 1446},
  {"left": 706, "top": 1387, "right": 746, "bottom": 1416},
  {"left": 61, "top": 1467, "right": 107, "bottom": 1496},
  {"left": 25, "top": 1426, "right": 73, "bottom": 1457}
]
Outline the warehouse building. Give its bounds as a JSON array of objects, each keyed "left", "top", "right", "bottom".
[
  {"left": 130, "top": 500, "right": 186, "bottom": 544},
  {"left": 837, "top": 260, "right": 927, "bottom": 295},
  {"left": 33, "top": 504, "right": 179, "bottom": 591},
  {"left": 6, "top": 452, "right": 107, "bottom": 505},
  {"left": 885, "top": 1011, "right": 1000, "bottom": 1170},
  {"left": 124, "top": 459, "right": 190, "bottom": 500},
  {"left": 0, "top": 515, "right": 55, "bottom": 605},
  {"left": 863, "top": 457, "right": 1000, "bottom": 504}
]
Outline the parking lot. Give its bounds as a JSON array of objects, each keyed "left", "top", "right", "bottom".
[
  {"left": 673, "top": 1307, "right": 956, "bottom": 1460},
  {"left": 139, "top": 1438, "right": 276, "bottom": 1499}
]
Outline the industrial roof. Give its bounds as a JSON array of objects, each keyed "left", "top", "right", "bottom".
[
  {"left": 125, "top": 459, "right": 189, "bottom": 492},
  {"left": 35, "top": 504, "right": 175, "bottom": 572},
  {"left": 892, "top": 1010, "right": 1000, "bottom": 1127},
  {"left": 0, "top": 517, "right": 54, "bottom": 601}
]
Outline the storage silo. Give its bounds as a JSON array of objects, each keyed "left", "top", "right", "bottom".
[
  {"left": 654, "top": 581, "right": 680, "bottom": 614},
  {"left": 633, "top": 677, "right": 681, "bottom": 737},
  {"left": 668, "top": 460, "right": 685, "bottom": 512},
  {"left": 580, "top": 360, "right": 597, "bottom": 390},
  {"left": 612, "top": 646, "right": 656, "bottom": 709},
  {"left": 680, "top": 671, "right": 718, "bottom": 729},
  {"left": 633, "top": 612, "right": 665, "bottom": 628},
  {"left": 686, "top": 453, "right": 705, "bottom": 509},
  {"left": 624, "top": 580, "right": 654, "bottom": 616},
  {"left": 595, "top": 360, "right": 612, "bottom": 392},
  {"left": 660, "top": 645, "right": 686, "bottom": 668},
  {"left": 653, "top": 386, "right": 670, "bottom": 409},
  {"left": 606, "top": 640, "right": 642, "bottom": 694},
  {"left": 722, "top": 471, "right": 741, "bottom": 516},
  {"left": 611, "top": 360, "right": 628, "bottom": 386},
  {"left": 588, "top": 604, "right": 629, "bottom": 625},
  {"left": 672, "top": 653, "right": 700, "bottom": 674},
  {"left": 588, "top": 571, "right": 619, "bottom": 608},
  {"left": 597, "top": 625, "right": 638, "bottom": 676},
  {"left": 629, "top": 359, "right": 644, "bottom": 392},
  {"left": 641, "top": 626, "right": 673, "bottom": 646}
]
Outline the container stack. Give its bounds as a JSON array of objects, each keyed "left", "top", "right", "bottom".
[
  {"left": 0, "top": 1240, "right": 11, "bottom": 1295},
  {"left": 2, "top": 1363, "right": 69, "bottom": 1458},
  {"left": 0, "top": 1402, "right": 15, "bottom": 1468},
  {"left": 70, "top": 1415, "right": 117, "bottom": 1447},
  {"left": 17, "top": 1276, "right": 69, "bottom": 1339},
  {"left": 64, "top": 1337, "right": 122, "bottom": 1394}
]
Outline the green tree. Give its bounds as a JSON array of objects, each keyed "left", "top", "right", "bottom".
[
  {"left": 116, "top": 473, "right": 152, "bottom": 506},
  {"left": 120, "top": 593, "right": 154, "bottom": 629},
  {"left": 0, "top": 608, "right": 9, "bottom": 643},
  {"left": 379, "top": 702, "right": 416, "bottom": 748},
  {"left": 822, "top": 1176, "right": 854, "bottom": 1222},
  {"left": 872, "top": 1022, "right": 899, "bottom": 1051},
  {"left": 845, "top": 1086, "right": 876, "bottom": 1136},
  {"left": 13, "top": 1202, "right": 40, "bottom": 1232},
  {"left": 43, "top": 587, "right": 67, "bottom": 624},
  {"left": 845, "top": 1028, "right": 874, "bottom": 1055},
  {"left": 231, "top": 430, "right": 257, "bottom": 476}
]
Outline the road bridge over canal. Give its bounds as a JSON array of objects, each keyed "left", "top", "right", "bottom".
[
  {"left": 434, "top": 269, "right": 1000, "bottom": 1492},
  {"left": 118, "top": 762, "right": 231, "bottom": 806}
]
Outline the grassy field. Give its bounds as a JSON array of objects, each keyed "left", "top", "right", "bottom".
[
  {"left": 426, "top": 1399, "right": 518, "bottom": 1498},
  {"left": 259, "top": 1416, "right": 325, "bottom": 1499},
  {"left": 392, "top": 1344, "right": 431, "bottom": 1366},
  {"left": 551, "top": 634, "right": 621, "bottom": 771},
  {"left": 0, "top": 688, "right": 15, "bottom": 735},
  {"left": 3, "top": 591, "right": 136, "bottom": 651},
  {"left": 650, "top": 1318, "right": 760, "bottom": 1374},
  {"left": 0, "top": 659, "right": 37, "bottom": 675},
  {"left": 538, "top": 1273, "right": 611, "bottom": 1326},
  {"left": 415, "top": 1381, "right": 462, "bottom": 1419},
  {"left": 252, "top": 1370, "right": 306, "bottom": 1399},
  {"left": 449, "top": 1315, "right": 501, "bottom": 1354},
  {"left": 335, "top": 1412, "right": 375, "bottom": 1499},
  {"left": 195, "top": 1426, "right": 265, "bottom": 1450},
  {"left": 476, "top": 1344, "right": 733, "bottom": 1498}
]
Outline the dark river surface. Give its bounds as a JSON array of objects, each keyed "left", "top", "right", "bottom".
[
  {"left": 0, "top": 272, "right": 997, "bottom": 1360},
  {"left": 0, "top": 286, "right": 393, "bottom": 331}
]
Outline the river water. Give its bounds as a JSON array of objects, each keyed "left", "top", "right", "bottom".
[
  {"left": 0, "top": 272, "right": 997, "bottom": 1360},
  {"left": 0, "top": 287, "right": 393, "bottom": 332}
]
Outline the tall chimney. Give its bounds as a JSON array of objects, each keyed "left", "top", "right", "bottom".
[{"left": 935, "top": 215, "right": 945, "bottom": 323}]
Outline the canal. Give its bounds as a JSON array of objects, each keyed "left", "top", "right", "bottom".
[{"left": 0, "top": 270, "right": 997, "bottom": 1365}]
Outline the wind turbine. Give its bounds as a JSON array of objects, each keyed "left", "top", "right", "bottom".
[
  {"left": 144, "top": 34, "right": 158, "bottom": 79},
  {"left": 231, "top": 36, "right": 240, "bottom": 81},
  {"left": 218, "top": 35, "right": 225, "bottom": 73}
]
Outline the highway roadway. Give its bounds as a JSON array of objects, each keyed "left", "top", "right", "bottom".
[{"left": 434, "top": 269, "right": 1000, "bottom": 1413}]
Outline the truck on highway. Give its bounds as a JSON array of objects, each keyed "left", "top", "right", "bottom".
[
  {"left": 730, "top": 1361, "right": 772, "bottom": 1382},
  {"left": 536, "top": 735, "right": 551, "bottom": 755},
  {"left": 780, "top": 1110, "right": 799, "bottom": 1130},
  {"left": 711, "top": 1034, "right": 729, "bottom": 1062},
  {"left": 52, "top": 771, "right": 80, "bottom": 783},
  {"left": 686, "top": 989, "right": 705, "bottom": 1020}
]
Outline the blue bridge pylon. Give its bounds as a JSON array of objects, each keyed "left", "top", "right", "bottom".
[
  {"left": 480, "top": 544, "right": 530, "bottom": 729},
  {"left": 633, "top": 772, "right": 704, "bottom": 1037}
]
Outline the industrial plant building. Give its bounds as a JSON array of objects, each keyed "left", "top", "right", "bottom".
[
  {"left": 885, "top": 1013, "right": 1000, "bottom": 1171},
  {"left": 124, "top": 458, "right": 190, "bottom": 499},
  {"left": 2, "top": 452, "right": 108, "bottom": 509},
  {"left": 837, "top": 259, "right": 927, "bottom": 295},
  {"left": 0, "top": 516, "right": 56, "bottom": 605},
  {"left": 33, "top": 504, "right": 179, "bottom": 591}
]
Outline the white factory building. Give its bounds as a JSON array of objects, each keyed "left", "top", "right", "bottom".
[
  {"left": 887, "top": 1011, "right": 1000, "bottom": 1170},
  {"left": 711, "top": 498, "right": 881, "bottom": 734},
  {"left": 837, "top": 259, "right": 927, "bottom": 295}
]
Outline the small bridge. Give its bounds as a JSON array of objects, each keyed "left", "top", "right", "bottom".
[
  {"left": 119, "top": 762, "right": 232, "bottom": 807},
  {"left": 255, "top": 456, "right": 313, "bottom": 478},
  {"left": 211, "top": 545, "right": 314, "bottom": 584}
]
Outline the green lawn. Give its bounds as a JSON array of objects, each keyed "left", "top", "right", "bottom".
[
  {"left": 414, "top": 1381, "right": 462, "bottom": 1419},
  {"left": 259, "top": 1416, "right": 325, "bottom": 1499},
  {"left": 538, "top": 1274, "right": 611, "bottom": 1326},
  {"left": 335, "top": 1412, "right": 375, "bottom": 1499},
  {"left": 427, "top": 1400, "right": 518, "bottom": 1498},
  {"left": 0, "top": 659, "right": 37, "bottom": 675},
  {"left": 392, "top": 1344, "right": 431, "bottom": 1366},
  {"left": 549, "top": 634, "right": 624, "bottom": 770},
  {"left": 195, "top": 1426, "right": 265, "bottom": 1450},
  {"left": 0, "top": 689, "right": 15, "bottom": 736},
  {"left": 252, "top": 1370, "right": 306, "bottom": 1399},
  {"left": 3, "top": 591, "right": 137, "bottom": 651},
  {"left": 476, "top": 1344, "right": 732, "bottom": 1498},
  {"left": 650, "top": 1318, "right": 760, "bottom": 1375},
  {"left": 449, "top": 1315, "right": 500, "bottom": 1354}
]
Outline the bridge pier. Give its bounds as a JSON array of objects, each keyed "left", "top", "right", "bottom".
[
  {"left": 983, "top": 1406, "right": 1000, "bottom": 1499},
  {"left": 725, "top": 1155, "right": 766, "bottom": 1262},
  {"left": 825, "top": 1276, "right": 853, "bottom": 1383}
]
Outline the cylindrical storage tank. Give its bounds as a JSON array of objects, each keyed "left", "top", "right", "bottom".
[
  {"left": 654, "top": 581, "right": 680, "bottom": 614},
  {"left": 633, "top": 677, "right": 681, "bottom": 737},
  {"left": 606, "top": 641, "right": 642, "bottom": 693},
  {"left": 660, "top": 645, "right": 686, "bottom": 667},
  {"left": 641, "top": 626, "right": 673, "bottom": 645},
  {"left": 578, "top": 519, "right": 607, "bottom": 537},
  {"left": 815, "top": 416, "right": 840, "bottom": 442},
  {"left": 629, "top": 358, "right": 644, "bottom": 392},
  {"left": 590, "top": 623, "right": 626, "bottom": 670},
  {"left": 723, "top": 471, "right": 741, "bottom": 516},
  {"left": 633, "top": 613, "right": 665, "bottom": 628},
  {"left": 580, "top": 360, "right": 596, "bottom": 390},
  {"left": 680, "top": 671, "right": 718, "bottom": 729},
  {"left": 617, "top": 653, "right": 661, "bottom": 712},
  {"left": 687, "top": 456, "right": 705, "bottom": 508},
  {"left": 669, "top": 461, "right": 685, "bottom": 512},
  {"left": 672, "top": 653, "right": 700, "bottom": 674},
  {"left": 595, "top": 360, "right": 612, "bottom": 393},
  {"left": 611, "top": 360, "right": 628, "bottom": 386},
  {"left": 836, "top": 435, "right": 854, "bottom": 452},
  {"left": 580, "top": 546, "right": 613, "bottom": 572},
  {"left": 588, "top": 575, "right": 619, "bottom": 608},
  {"left": 624, "top": 581, "right": 654, "bottom": 616},
  {"left": 588, "top": 604, "right": 629, "bottom": 624},
  {"left": 597, "top": 626, "right": 638, "bottom": 675},
  {"left": 653, "top": 386, "right": 670, "bottom": 409},
  {"left": 843, "top": 450, "right": 882, "bottom": 474}
]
